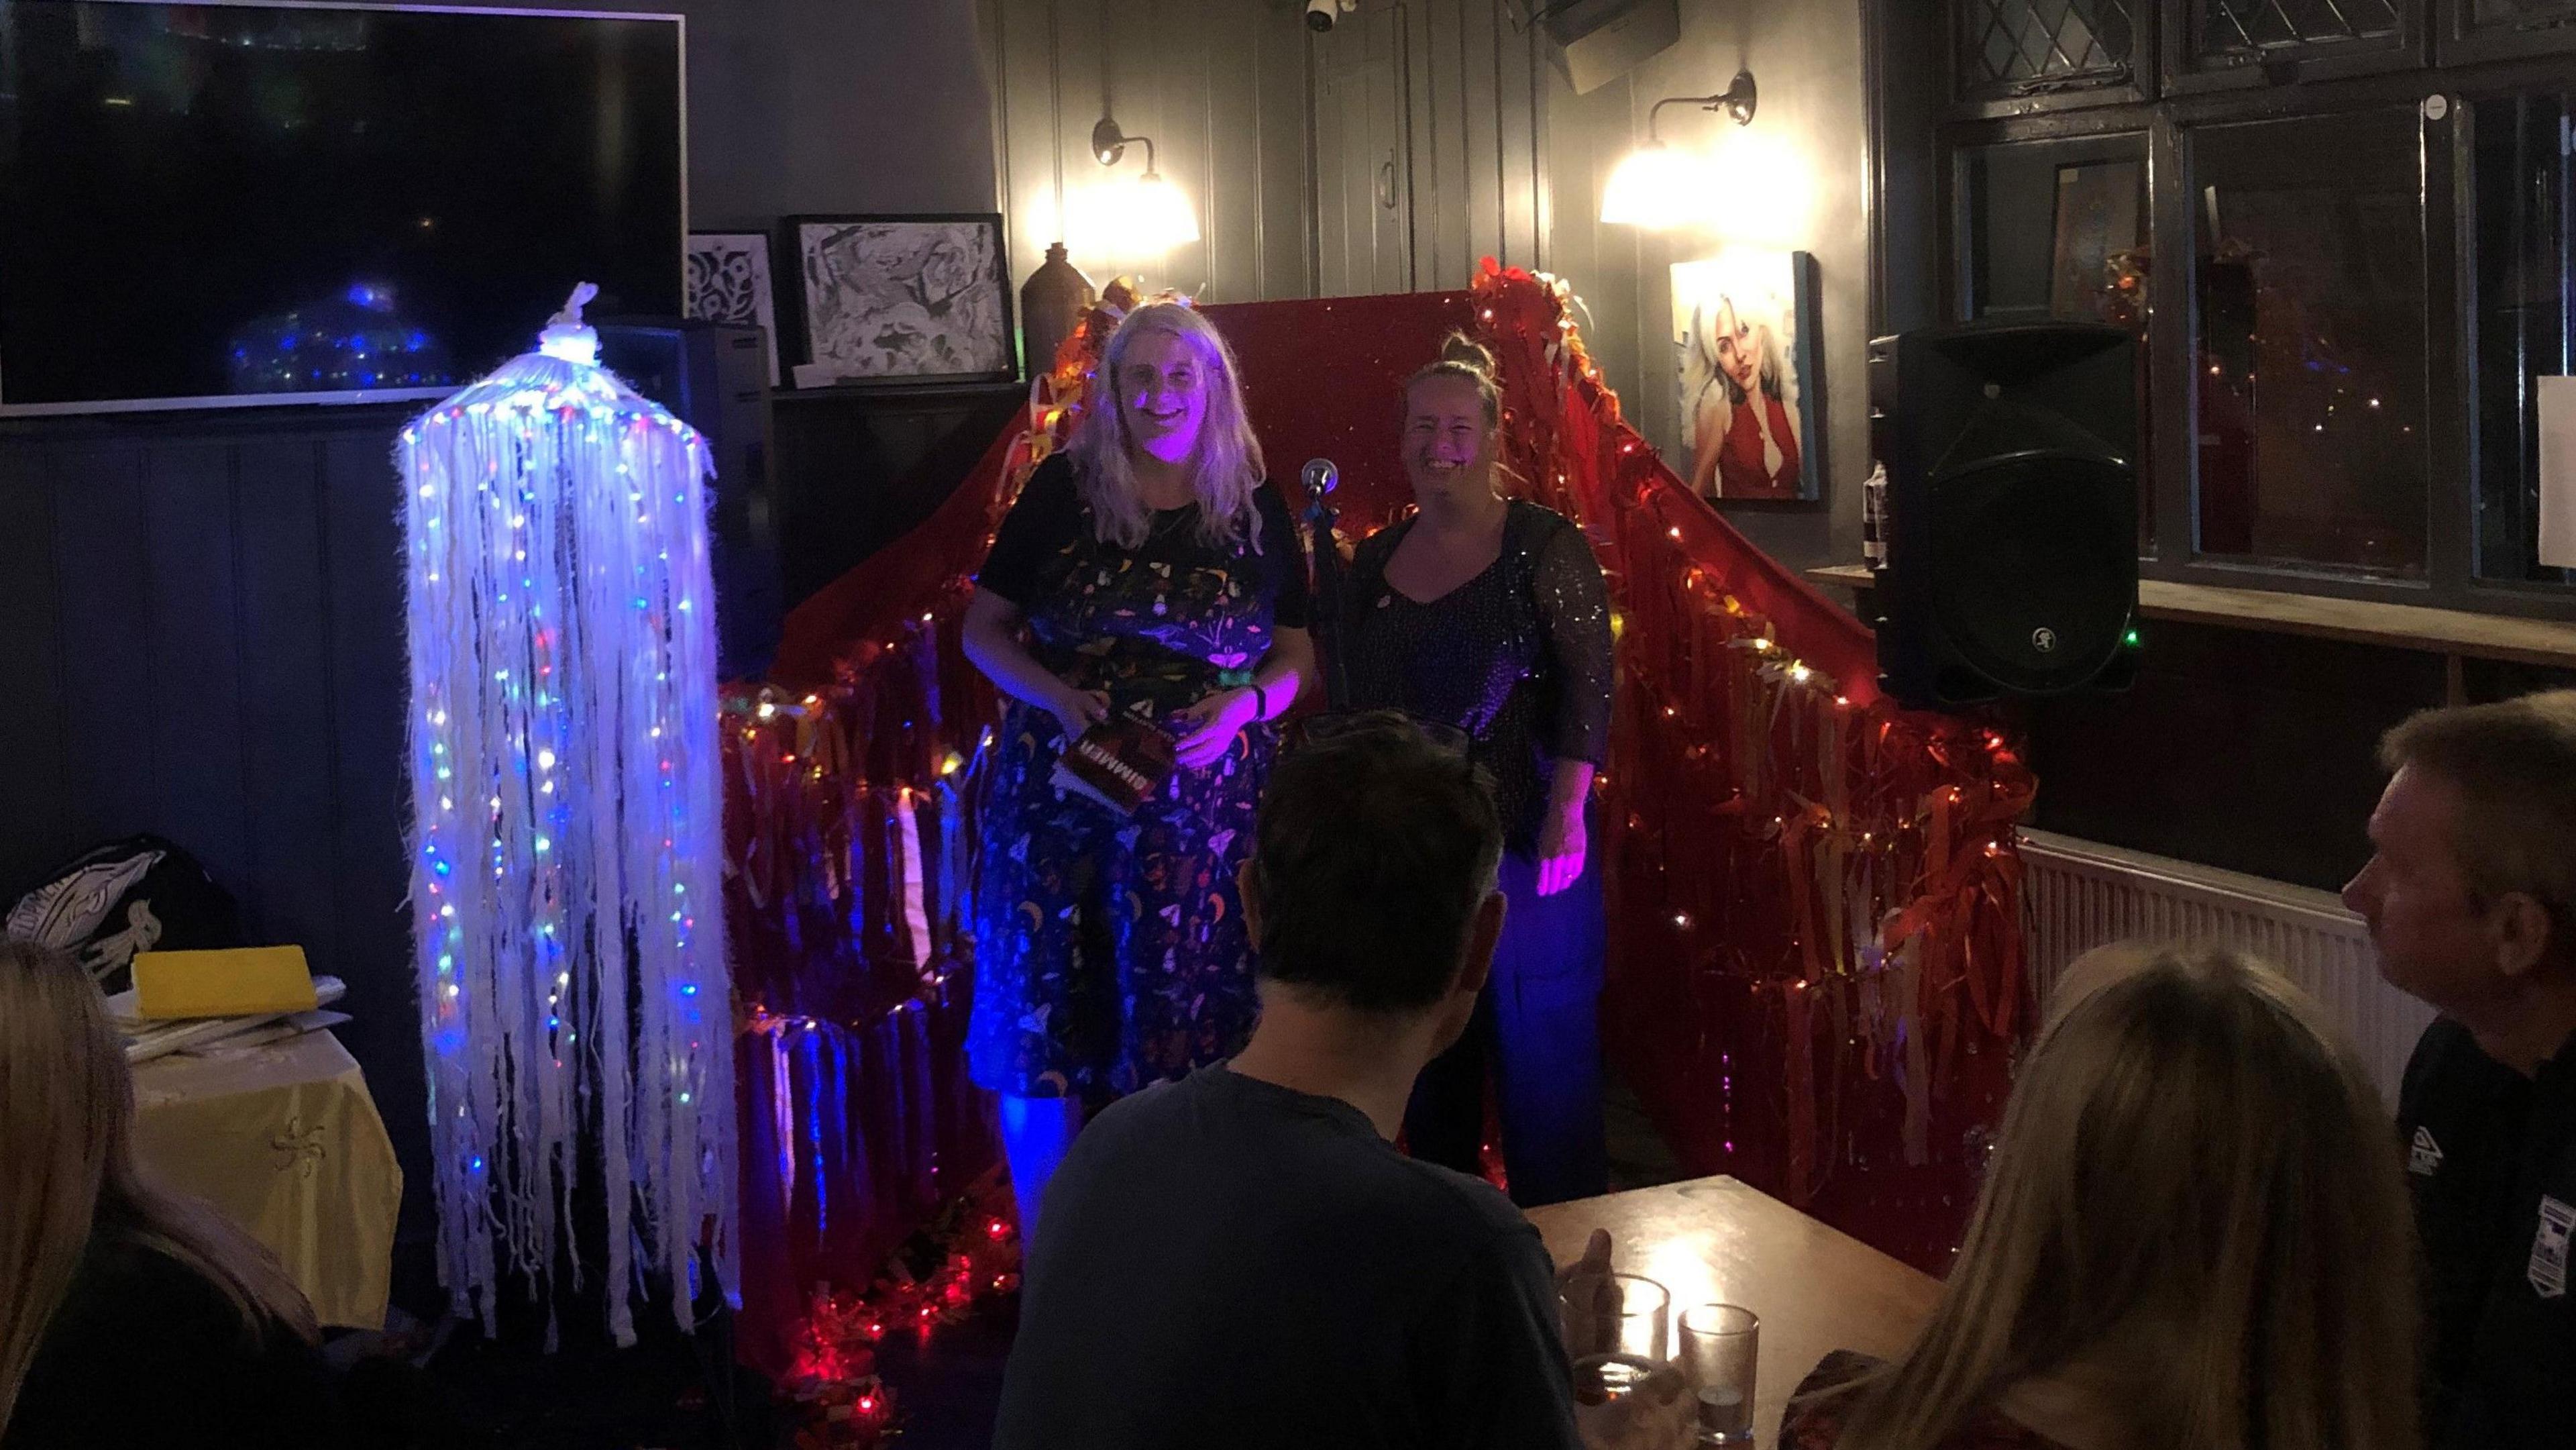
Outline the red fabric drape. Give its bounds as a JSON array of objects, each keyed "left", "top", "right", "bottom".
[
  {"left": 722, "top": 270, "right": 2035, "bottom": 1374},
  {"left": 1466, "top": 262, "right": 2033, "bottom": 1267}
]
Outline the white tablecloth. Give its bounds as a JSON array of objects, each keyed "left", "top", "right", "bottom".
[{"left": 132, "top": 1031, "right": 403, "bottom": 1329}]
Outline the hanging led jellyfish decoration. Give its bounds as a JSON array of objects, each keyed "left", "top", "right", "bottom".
[{"left": 400, "top": 283, "right": 736, "bottom": 1345}]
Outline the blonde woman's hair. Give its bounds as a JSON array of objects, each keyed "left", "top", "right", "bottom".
[
  {"left": 1405, "top": 330, "right": 1503, "bottom": 428},
  {"left": 1065, "top": 301, "right": 1267, "bottom": 553},
  {"left": 0, "top": 940, "right": 317, "bottom": 1435},
  {"left": 1816, "top": 945, "right": 2420, "bottom": 1450}
]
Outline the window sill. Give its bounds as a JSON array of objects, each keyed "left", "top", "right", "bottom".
[{"left": 1805, "top": 564, "right": 2576, "bottom": 672}]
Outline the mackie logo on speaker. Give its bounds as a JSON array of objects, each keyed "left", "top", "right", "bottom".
[{"left": 2031, "top": 627, "right": 2059, "bottom": 654}]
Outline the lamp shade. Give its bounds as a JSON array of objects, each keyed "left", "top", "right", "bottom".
[
  {"left": 1069, "top": 172, "right": 1201, "bottom": 258},
  {"left": 1599, "top": 140, "right": 1706, "bottom": 229}
]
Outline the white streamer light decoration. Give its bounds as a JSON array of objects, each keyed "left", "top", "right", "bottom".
[{"left": 400, "top": 283, "right": 736, "bottom": 1345}]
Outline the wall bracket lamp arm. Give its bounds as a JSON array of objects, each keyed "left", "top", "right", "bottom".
[
  {"left": 1645, "top": 68, "right": 1758, "bottom": 139},
  {"left": 1091, "top": 116, "right": 1161, "bottom": 176}
]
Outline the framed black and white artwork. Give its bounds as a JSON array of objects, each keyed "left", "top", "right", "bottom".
[
  {"left": 684, "top": 231, "right": 781, "bottom": 385},
  {"left": 783, "top": 213, "right": 1014, "bottom": 387}
]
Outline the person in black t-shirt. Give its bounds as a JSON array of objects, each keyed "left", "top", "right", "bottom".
[
  {"left": 992, "top": 713, "right": 1581, "bottom": 1450},
  {"left": 963, "top": 301, "right": 1315, "bottom": 1247},
  {"left": 2343, "top": 690, "right": 2576, "bottom": 1449},
  {"left": 0, "top": 940, "right": 340, "bottom": 1449}
]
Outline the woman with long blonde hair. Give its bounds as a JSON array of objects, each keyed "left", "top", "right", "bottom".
[
  {"left": 1783, "top": 945, "right": 2421, "bottom": 1450},
  {"left": 961, "top": 300, "right": 1314, "bottom": 1245},
  {"left": 0, "top": 939, "right": 335, "bottom": 1447}
]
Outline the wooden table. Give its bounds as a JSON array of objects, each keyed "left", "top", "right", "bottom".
[{"left": 1527, "top": 1176, "right": 1941, "bottom": 1445}]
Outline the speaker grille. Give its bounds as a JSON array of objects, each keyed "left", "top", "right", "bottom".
[{"left": 1929, "top": 451, "right": 2135, "bottom": 694}]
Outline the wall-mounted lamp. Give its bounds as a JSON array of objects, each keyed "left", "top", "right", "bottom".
[
  {"left": 1090, "top": 114, "right": 1151, "bottom": 170},
  {"left": 1599, "top": 68, "right": 1758, "bottom": 229},
  {"left": 1086, "top": 113, "right": 1201, "bottom": 252}
]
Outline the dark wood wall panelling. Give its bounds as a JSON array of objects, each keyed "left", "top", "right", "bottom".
[
  {"left": 0, "top": 6, "right": 1006, "bottom": 1242},
  {"left": 2025, "top": 627, "right": 2576, "bottom": 894},
  {"left": 773, "top": 386, "right": 1031, "bottom": 608},
  {"left": 0, "top": 409, "right": 429, "bottom": 1225},
  {"left": 0, "top": 388, "right": 1032, "bottom": 1239}
]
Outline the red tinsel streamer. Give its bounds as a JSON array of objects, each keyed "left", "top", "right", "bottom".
[
  {"left": 720, "top": 287, "right": 1139, "bottom": 1393},
  {"left": 778, "top": 1174, "right": 1025, "bottom": 1450},
  {"left": 1464, "top": 260, "right": 2035, "bottom": 1266}
]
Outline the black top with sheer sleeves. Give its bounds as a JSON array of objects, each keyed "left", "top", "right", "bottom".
[{"left": 1340, "top": 500, "right": 1614, "bottom": 853}]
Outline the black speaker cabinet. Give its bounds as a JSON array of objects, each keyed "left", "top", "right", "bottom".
[
  {"left": 597, "top": 319, "right": 782, "bottom": 682},
  {"left": 1869, "top": 322, "right": 2141, "bottom": 710},
  {"left": 1538, "top": 0, "right": 1681, "bottom": 94}
]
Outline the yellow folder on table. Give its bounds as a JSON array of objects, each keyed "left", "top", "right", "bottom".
[{"left": 130, "top": 946, "right": 319, "bottom": 1021}]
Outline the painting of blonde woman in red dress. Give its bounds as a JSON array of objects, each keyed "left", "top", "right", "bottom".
[{"left": 1674, "top": 251, "right": 1823, "bottom": 502}]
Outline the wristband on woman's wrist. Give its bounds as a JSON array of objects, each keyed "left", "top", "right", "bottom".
[{"left": 1248, "top": 680, "right": 1270, "bottom": 721}]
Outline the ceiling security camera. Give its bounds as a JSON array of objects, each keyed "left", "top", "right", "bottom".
[{"left": 1305, "top": 0, "right": 1355, "bottom": 33}]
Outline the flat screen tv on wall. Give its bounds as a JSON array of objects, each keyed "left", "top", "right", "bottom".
[{"left": 0, "top": 0, "right": 684, "bottom": 415}]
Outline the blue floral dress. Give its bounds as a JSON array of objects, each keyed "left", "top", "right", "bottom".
[{"left": 967, "top": 455, "right": 1309, "bottom": 1098}]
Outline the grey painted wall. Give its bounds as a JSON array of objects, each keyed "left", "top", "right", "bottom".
[
  {"left": 983, "top": 0, "right": 1325, "bottom": 303},
  {"left": 1543, "top": 0, "right": 1873, "bottom": 574},
  {"left": 982, "top": 0, "right": 1873, "bottom": 572}
]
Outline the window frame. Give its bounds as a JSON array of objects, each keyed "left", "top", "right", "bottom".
[
  {"left": 2161, "top": 0, "right": 2428, "bottom": 97},
  {"left": 2435, "top": 0, "right": 2576, "bottom": 68},
  {"left": 1949, "top": 0, "right": 2158, "bottom": 121},
  {"left": 1931, "top": 26, "right": 2576, "bottom": 622}
]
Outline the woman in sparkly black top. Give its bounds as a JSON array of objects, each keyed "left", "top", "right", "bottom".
[{"left": 1339, "top": 333, "right": 1615, "bottom": 1206}]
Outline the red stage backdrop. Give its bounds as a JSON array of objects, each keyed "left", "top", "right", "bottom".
[{"left": 724, "top": 268, "right": 2035, "bottom": 1398}]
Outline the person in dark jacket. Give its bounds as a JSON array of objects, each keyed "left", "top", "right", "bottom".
[
  {"left": 1339, "top": 332, "right": 1615, "bottom": 1208},
  {"left": 2345, "top": 690, "right": 2576, "bottom": 1449},
  {"left": 0, "top": 939, "right": 339, "bottom": 1449}
]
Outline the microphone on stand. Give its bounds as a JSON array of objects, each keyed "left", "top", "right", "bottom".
[
  {"left": 1301, "top": 457, "right": 1339, "bottom": 501},
  {"left": 1298, "top": 457, "right": 1351, "bottom": 708}
]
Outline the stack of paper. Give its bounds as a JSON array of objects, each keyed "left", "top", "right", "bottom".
[{"left": 109, "top": 976, "right": 350, "bottom": 1064}]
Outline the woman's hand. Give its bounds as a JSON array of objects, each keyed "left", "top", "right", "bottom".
[
  {"left": 964, "top": 587, "right": 1114, "bottom": 743},
  {"left": 1537, "top": 802, "right": 1588, "bottom": 897},
  {"left": 1046, "top": 683, "right": 1112, "bottom": 740},
  {"left": 1554, "top": 1229, "right": 1618, "bottom": 1358},
  {"left": 1169, "top": 688, "right": 1260, "bottom": 770}
]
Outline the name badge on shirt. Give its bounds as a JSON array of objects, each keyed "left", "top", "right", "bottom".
[
  {"left": 2532, "top": 1196, "right": 2575, "bottom": 1300},
  {"left": 2408, "top": 1126, "right": 2444, "bottom": 1177}
]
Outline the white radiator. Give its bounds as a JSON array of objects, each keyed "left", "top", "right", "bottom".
[{"left": 2019, "top": 829, "right": 2436, "bottom": 1106}]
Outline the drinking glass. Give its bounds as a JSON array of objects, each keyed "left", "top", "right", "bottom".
[
  {"left": 1562, "top": 1272, "right": 1670, "bottom": 1404},
  {"left": 1678, "top": 1302, "right": 1759, "bottom": 1445}
]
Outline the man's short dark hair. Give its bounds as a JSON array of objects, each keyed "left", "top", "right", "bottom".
[
  {"left": 1250, "top": 713, "right": 1504, "bottom": 1012},
  {"left": 2380, "top": 689, "right": 2576, "bottom": 953}
]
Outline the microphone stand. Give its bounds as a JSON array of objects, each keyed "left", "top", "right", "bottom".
[{"left": 1301, "top": 462, "right": 1352, "bottom": 709}]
